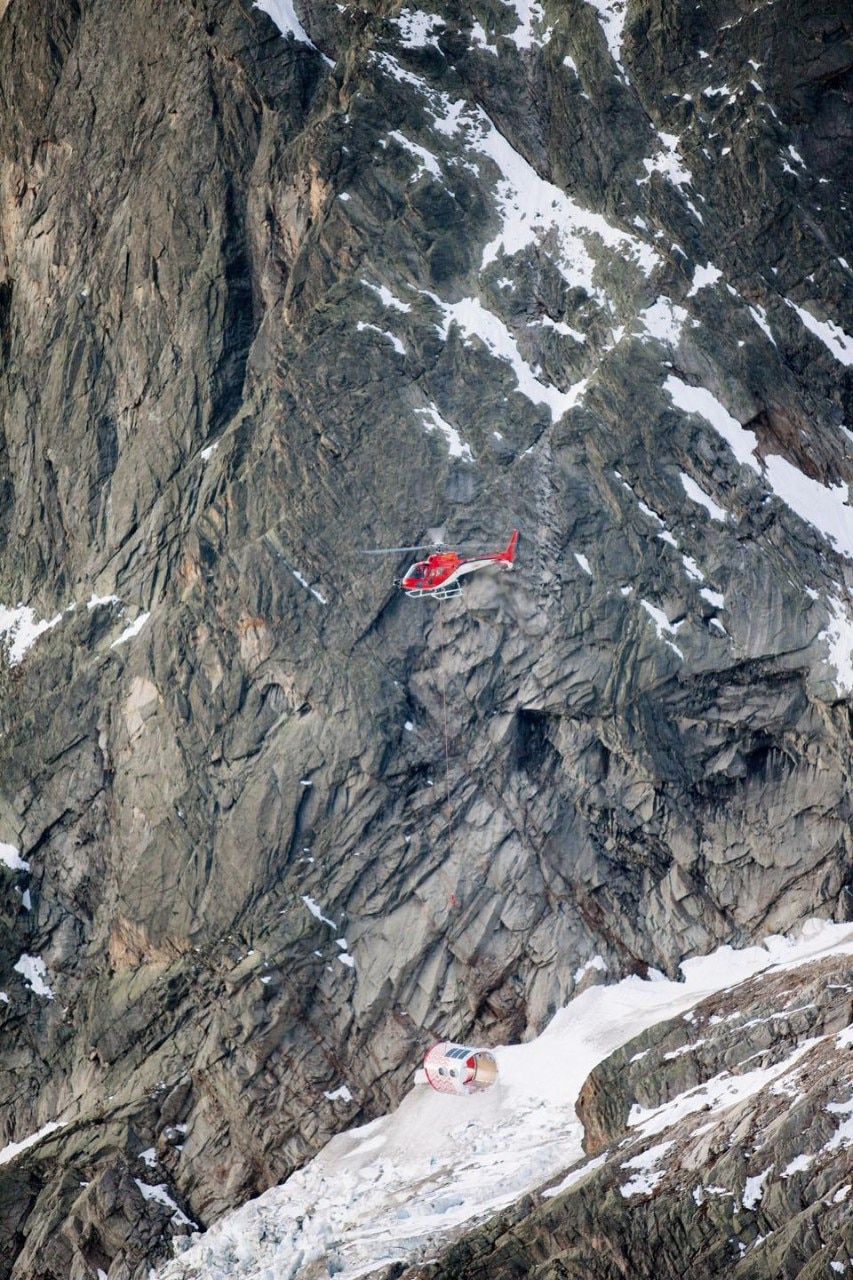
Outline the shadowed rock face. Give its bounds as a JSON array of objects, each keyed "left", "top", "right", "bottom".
[{"left": 0, "top": 0, "right": 851, "bottom": 1273}]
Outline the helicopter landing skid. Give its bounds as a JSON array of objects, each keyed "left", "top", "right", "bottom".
[{"left": 403, "top": 581, "right": 463, "bottom": 601}]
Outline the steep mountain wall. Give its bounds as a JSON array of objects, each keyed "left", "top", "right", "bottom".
[{"left": 0, "top": 0, "right": 851, "bottom": 1275}]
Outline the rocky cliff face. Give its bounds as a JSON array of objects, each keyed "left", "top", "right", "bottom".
[{"left": 0, "top": 0, "right": 851, "bottom": 1275}]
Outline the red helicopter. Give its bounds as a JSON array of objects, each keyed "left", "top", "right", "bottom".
[{"left": 363, "top": 530, "right": 519, "bottom": 600}]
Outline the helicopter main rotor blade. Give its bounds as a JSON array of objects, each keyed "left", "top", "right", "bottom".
[{"left": 359, "top": 544, "right": 440, "bottom": 556}]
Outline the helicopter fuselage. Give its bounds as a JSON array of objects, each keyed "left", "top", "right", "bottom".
[{"left": 395, "top": 530, "right": 518, "bottom": 600}]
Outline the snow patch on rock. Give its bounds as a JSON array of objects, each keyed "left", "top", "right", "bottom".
[
  {"left": 0, "top": 842, "right": 30, "bottom": 872},
  {"left": 0, "top": 604, "right": 63, "bottom": 665},
  {"left": 679, "top": 473, "right": 729, "bottom": 522},
  {"left": 785, "top": 299, "right": 853, "bottom": 366},
  {"left": 418, "top": 403, "right": 475, "bottom": 462},
  {"left": 13, "top": 954, "right": 54, "bottom": 999}
]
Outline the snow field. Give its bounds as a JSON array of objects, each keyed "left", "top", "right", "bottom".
[
  {"left": 390, "top": 10, "right": 445, "bottom": 52},
  {"left": 156, "top": 919, "right": 853, "bottom": 1280},
  {"left": 638, "top": 297, "right": 689, "bottom": 346},
  {"left": 375, "top": 49, "right": 659, "bottom": 303},
  {"left": 687, "top": 263, "right": 722, "bottom": 297},
  {"left": 640, "top": 600, "right": 685, "bottom": 658}
]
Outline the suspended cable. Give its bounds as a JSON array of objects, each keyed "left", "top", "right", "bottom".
[{"left": 437, "top": 598, "right": 456, "bottom": 907}]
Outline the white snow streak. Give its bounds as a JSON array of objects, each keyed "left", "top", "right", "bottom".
[
  {"left": 0, "top": 604, "right": 63, "bottom": 665},
  {"left": 418, "top": 404, "right": 474, "bottom": 461},
  {"left": 668, "top": 378, "right": 853, "bottom": 560},
  {"left": 586, "top": 0, "right": 629, "bottom": 75},
  {"left": 475, "top": 116, "right": 658, "bottom": 289},
  {"left": 429, "top": 293, "right": 585, "bottom": 420},
  {"left": 290, "top": 570, "right": 328, "bottom": 605},
  {"left": 532, "top": 315, "right": 587, "bottom": 343},
  {"left": 748, "top": 303, "right": 776, "bottom": 345},
  {"left": 664, "top": 376, "right": 759, "bottom": 472},
  {"left": 763, "top": 455, "right": 853, "bottom": 558},
  {"left": 252, "top": 1, "right": 333, "bottom": 64},
  {"left": 824, "top": 1097, "right": 853, "bottom": 1152},
  {"left": 356, "top": 321, "right": 406, "bottom": 355},
  {"left": 373, "top": 55, "right": 658, "bottom": 298},
  {"left": 253, "top": 0, "right": 309, "bottom": 41},
  {"left": 700, "top": 587, "right": 725, "bottom": 610},
  {"left": 619, "top": 1140, "right": 674, "bottom": 1197},
  {"left": 629, "top": 1040, "right": 819, "bottom": 1141},
  {"left": 135, "top": 1181, "right": 197, "bottom": 1228},
  {"left": 0, "top": 1122, "right": 64, "bottom": 1166},
  {"left": 820, "top": 597, "right": 853, "bottom": 696},
  {"left": 543, "top": 1152, "right": 607, "bottom": 1198},
  {"left": 785, "top": 300, "right": 853, "bottom": 366},
  {"left": 302, "top": 896, "right": 337, "bottom": 930},
  {"left": 388, "top": 130, "right": 443, "bottom": 179},
  {"left": 679, "top": 473, "right": 728, "bottom": 522},
  {"left": 640, "top": 600, "right": 685, "bottom": 658},
  {"left": 360, "top": 280, "right": 412, "bottom": 313},
  {"left": 110, "top": 612, "right": 151, "bottom": 649}
]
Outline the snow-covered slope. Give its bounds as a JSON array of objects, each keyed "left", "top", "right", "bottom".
[{"left": 157, "top": 920, "right": 853, "bottom": 1280}]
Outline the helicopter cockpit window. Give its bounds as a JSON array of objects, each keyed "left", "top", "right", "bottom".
[{"left": 406, "top": 564, "right": 424, "bottom": 580}]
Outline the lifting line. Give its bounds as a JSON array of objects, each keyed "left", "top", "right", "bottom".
[
  {"left": 436, "top": 598, "right": 456, "bottom": 907},
  {"left": 437, "top": 599, "right": 467, "bottom": 1033}
]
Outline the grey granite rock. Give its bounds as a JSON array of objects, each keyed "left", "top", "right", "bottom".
[{"left": 0, "top": 0, "right": 851, "bottom": 1273}]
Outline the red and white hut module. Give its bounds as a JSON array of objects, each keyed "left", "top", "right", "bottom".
[{"left": 422, "top": 1041, "right": 498, "bottom": 1095}]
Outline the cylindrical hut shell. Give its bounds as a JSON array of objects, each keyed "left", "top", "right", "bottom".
[{"left": 423, "top": 1041, "right": 498, "bottom": 1095}]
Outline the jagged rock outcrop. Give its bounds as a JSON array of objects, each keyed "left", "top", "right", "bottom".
[{"left": 0, "top": 0, "right": 851, "bottom": 1274}]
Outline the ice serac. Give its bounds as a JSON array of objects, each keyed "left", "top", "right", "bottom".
[{"left": 0, "top": 0, "right": 851, "bottom": 1274}]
